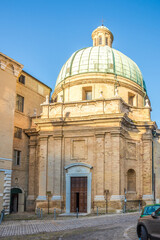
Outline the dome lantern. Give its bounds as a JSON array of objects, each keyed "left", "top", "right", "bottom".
[{"left": 92, "top": 25, "right": 114, "bottom": 47}]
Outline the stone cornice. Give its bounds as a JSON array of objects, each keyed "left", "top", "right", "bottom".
[
  {"left": 0, "top": 52, "right": 23, "bottom": 77},
  {"left": 142, "top": 135, "right": 153, "bottom": 141},
  {"left": 24, "top": 128, "right": 39, "bottom": 137},
  {"left": 33, "top": 112, "right": 155, "bottom": 130},
  {"left": 95, "top": 132, "right": 105, "bottom": 138},
  {"left": 25, "top": 123, "right": 155, "bottom": 142}
]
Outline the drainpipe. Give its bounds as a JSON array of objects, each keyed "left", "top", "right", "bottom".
[
  {"left": 60, "top": 83, "right": 65, "bottom": 213},
  {"left": 143, "top": 91, "right": 147, "bottom": 107},
  {"left": 152, "top": 131, "right": 156, "bottom": 203}
]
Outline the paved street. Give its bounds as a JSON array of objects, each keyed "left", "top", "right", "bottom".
[{"left": 0, "top": 212, "right": 139, "bottom": 239}]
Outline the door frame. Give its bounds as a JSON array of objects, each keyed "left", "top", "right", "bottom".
[
  {"left": 65, "top": 163, "right": 92, "bottom": 214},
  {"left": 10, "top": 187, "right": 24, "bottom": 213}
]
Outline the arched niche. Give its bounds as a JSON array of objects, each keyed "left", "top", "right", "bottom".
[{"left": 127, "top": 169, "right": 136, "bottom": 192}]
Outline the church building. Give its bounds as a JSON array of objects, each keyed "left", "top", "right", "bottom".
[{"left": 25, "top": 25, "right": 159, "bottom": 213}]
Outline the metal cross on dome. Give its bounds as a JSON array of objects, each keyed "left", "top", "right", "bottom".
[{"left": 102, "top": 17, "right": 104, "bottom": 26}]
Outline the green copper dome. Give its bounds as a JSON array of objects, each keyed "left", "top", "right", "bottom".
[{"left": 55, "top": 46, "right": 146, "bottom": 91}]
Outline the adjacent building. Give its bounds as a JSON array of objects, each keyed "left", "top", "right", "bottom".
[
  {"left": 0, "top": 53, "right": 51, "bottom": 213},
  {"left": 11, "top": 71, "right": 51, "bottom": 213},
  {"left": 0, "top": 53, "right": 23, "bottom": 214}
]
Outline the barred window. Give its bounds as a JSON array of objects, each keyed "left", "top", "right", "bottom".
[
  {"left": 19, "top": 75, "right": 25, "bottom": 84},
  {"left": 16, "top": 94, "right": 24, "bottom": 112},
  {"left": 14, "top": 127, "right": 22, "bottom": 139},
  {"left": 13, "top": 150, "right": 21, "bottom": 166}
]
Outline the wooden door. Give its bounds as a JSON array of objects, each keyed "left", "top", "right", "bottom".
[
  {"left": 11, "top": 193, "right": 18, "bottom": 213},
  {"left": 70, "top": 177, "right": 87, "bottom": 213}
]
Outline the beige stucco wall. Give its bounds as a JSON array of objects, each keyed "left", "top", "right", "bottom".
[
  {"left": 23, "top": 72, "right": 51, "bottom": 97},
  {"left": 0, "top": 53, "right": 23, "bottom": 213},
  {"left": 0, "top": 68, "right": 17, "bottom": 160}
]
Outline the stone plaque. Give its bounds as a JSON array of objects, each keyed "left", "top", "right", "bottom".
[
  {"left": 71, "top": 139, "right": 87, "bottom": 160},
  {"left": 126, "top": 142, "right": 136, "bottom": 160}
]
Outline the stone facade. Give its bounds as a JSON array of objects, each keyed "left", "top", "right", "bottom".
[{"left": 26, "top": 92, "right": 155, "bottom": 213}]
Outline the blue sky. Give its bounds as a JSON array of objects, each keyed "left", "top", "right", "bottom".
[{"left": 1, "top": 0, "right": 160, "bottom": 127}]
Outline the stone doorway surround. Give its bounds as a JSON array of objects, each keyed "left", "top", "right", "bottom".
[{"left": 64, "top": 163, "right": 92, "bottom": 214}]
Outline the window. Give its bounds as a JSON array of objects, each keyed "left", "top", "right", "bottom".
[
  {"left": 99, "top": 36, "right": 102, "bottom": 45},
  {"left": 16, "top": 94, "right": 24, "bottom": 112},
  {"left": 14, "top": 127, "right": 22, "bottom": 139},
  {"left": 82, "top": 87, "right": 92, "bottom": 100},
  {"left": 13, "top": 150, "right": 21, "bottom": 166},
  {"left": 105, "top": 37, "right": 108, "bottom": 45},
  {"left": 128, "top": 96, "right": 134, "bottom": 106},
  {"left": 85, "top": 91, "right": 92, "bottom": 100},
  {"left": 18, "top": 75, "right": 25, "bottom": 84},
  {"left": 128, "top": 92, "right": 135, "bottom": 106},
  {"left": 127, "top": 169, "right": 136, "bottom": 192}
]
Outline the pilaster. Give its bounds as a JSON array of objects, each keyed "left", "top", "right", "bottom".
[
  {"left": 110, "top": 131, "right": 121, "bottom": 198},
  {"left": 94, "top": 133, "right": 105, "bottom": 202},
  {"left": 142, "top": 133, "right": 153, "bottom": 202},
  {"left": 36, "top": 136, "right": 48, "bottom": 201},
  {"left": 52, "top": 135, "right": 62, "bottom": 201},
  {"left": 27, "top": 135, "right": 37, "bottom": 210},
  {"left": 104, "top": 132, "right": 112, "bottom": 193},
  {"left": 47, "top": 136, "right": 54, "bottom": 194}
]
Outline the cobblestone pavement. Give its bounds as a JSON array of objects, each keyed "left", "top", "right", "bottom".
[
  {"left": 0, "top": 212, "right": 139, "bottom": 239},
  {"left": 124, "top": 225, "right": 137, "bottom": 239}
]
